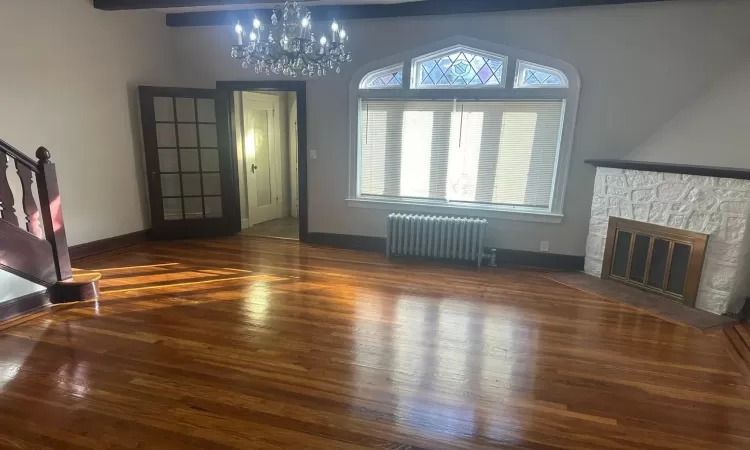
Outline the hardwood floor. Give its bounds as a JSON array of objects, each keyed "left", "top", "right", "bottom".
[
  {"left": 0, "top": 235, "right": 748, "bottom": 449},
  {"left": 241, "top": 217, "right": 300, "bottom": 240}
]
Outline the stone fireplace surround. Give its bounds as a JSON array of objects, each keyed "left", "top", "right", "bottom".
[{"left": 584, "top": 160, "right": 750, "bottom": 315}]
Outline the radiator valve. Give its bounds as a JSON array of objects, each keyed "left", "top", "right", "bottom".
[{"left": 484, "top": 248, "right": 498, "bottom": 267}]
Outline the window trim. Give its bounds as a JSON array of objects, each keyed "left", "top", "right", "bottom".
[
  {"left": 347, "top": 197, "right": 563, "bottom": 223},
  {"left": 348, "top": 35, "right": 580, "bottom": 221}
]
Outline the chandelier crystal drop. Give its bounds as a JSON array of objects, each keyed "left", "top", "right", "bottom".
[{"left": 231, "top": 1, "right": 352, "bottom": 77}]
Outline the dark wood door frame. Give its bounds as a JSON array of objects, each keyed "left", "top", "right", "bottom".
[{"left": 216, "top": 81, "right": 309, "bottom": 242}]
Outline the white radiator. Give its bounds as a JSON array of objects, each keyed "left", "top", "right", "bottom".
[{"left": 386, "top": 213, "right": 488, "bottom": 267}]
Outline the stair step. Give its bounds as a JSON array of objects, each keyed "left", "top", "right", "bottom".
[{"left": 51, "top": 272, "right": 101, "bottom": 304}]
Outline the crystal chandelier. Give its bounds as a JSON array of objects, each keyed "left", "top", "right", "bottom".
[{"left": 231, "top": 1, "right": 352, "bottom": 77}]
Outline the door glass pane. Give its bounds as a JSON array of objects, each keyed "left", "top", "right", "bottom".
[
  {"left": 201, "top": 149, "right": 220, "bottom": 172},
  {"left": 163, "top": 198, "right": 182, "bottom": 220},
  {"left": 250, "top": 109, "right": 272, "bottom": 207},
  {"left": 182, "top": 173, "right": 202, "bottom": 196},
  {"left": 667, "top": 243, "right": 691, "bottom": 295},
  {"left": 197, "top": 99, "right": 216, "bottom": 123},
  {"left": 629, "top": 234, "right": 650, "bottom": 284},
  {"left": 199, "top": 124, "right": 218, "bottom": 147},
  {"left": 202, "top": 173, "right": 221, "bottom": 196},
  {"left": 176, "top": 98, "right": 196, "bottom": 122},
  {"left": 180, "top": 149, "right": 200, "bottom": 172},
  {"left": 184, "top": 197, "right": 203, "bottom": 219},
  {"left": 154, "top": 97, "right": 174, "bottom": 122},
  {"left": 611, "top": 231, "right": 631, "bottom": 278},
  {"left": 158, "top": 148, "right": 179, "bottom": 172},
  {"left": 156, "top": 124, "right": 176, "bottom": 147},
  {"left": 161, "top": 174, "right": 181, "bottom": 197},
  {"left": 647, "top": 239, "right": 670, "bottom": 289},
  {"left": 148, "top": 92, "right": 224, "bottom": 229},
  {"left": 204, "top": 196, "right": 223, "bottom": 218},
  {"left": 178, "top": 124, "right": 198, "bottom": 147}
]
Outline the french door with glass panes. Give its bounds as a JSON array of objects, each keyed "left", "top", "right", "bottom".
[{"left": 139, "top": 87, "right": 238, "bottom": 239}]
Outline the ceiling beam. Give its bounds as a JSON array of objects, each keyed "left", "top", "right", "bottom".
[
  {"left": 93, "top": 0, "right": 672, "bottom": 19},
  {"left": 94, "top": 0, "right": 278, "bottom": 10},
  {"left": 164, "top": 0, "right": 672, "bottom": 27}
]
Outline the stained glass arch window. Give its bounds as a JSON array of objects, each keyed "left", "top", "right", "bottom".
[
  {"left": 412, "top": 46, "right": 507, "bottom": 89},
  {"left": 360, "top": 64, "right": 404, "bottom": 89},
  {"left": 514, "top": 60, "right": 569, "bottom": 88},
  {"left": 351, "top": 38, "right": 580, "bottom": 221}
]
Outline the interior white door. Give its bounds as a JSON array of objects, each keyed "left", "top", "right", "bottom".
[
  {"left": 243, "top": 92, "right": 283, "bottom": 225},
  {"left": 289, "top": 98, "right": 299, "bottom": 218}
]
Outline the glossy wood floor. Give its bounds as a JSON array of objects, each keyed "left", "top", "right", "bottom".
[
  {"left": 1, "top": 236, "right": 749, "bottom": 449},
  {"left": 241, "top": 217, "right": 300, "bottom": 240}
]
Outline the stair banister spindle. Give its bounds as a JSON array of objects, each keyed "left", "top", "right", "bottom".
[
  {"left": 15, "top": 160, "right": 43, "bottom": 238},
  {"left": 0, "top": 153, "right": 19, "bottom": 226}
]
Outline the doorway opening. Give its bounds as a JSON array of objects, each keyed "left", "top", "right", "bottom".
[{"left": 232, "top": 90, "right": 300, "bottom": 240}]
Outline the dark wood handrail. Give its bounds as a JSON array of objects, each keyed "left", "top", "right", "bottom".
[
  {"left": 0, "top": 139, "right": 40, "bottom": 173},
  {"left": 0, "top": 141, "right": 72, "bottom": 285}
]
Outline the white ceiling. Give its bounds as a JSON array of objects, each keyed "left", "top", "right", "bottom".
[{"left": 157, "top": 0, "right": 422, "bottom": 13}]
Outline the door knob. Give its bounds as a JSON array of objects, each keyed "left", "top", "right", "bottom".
[{"left": 251, "top": 164, "right": 258, "bottom": 173}]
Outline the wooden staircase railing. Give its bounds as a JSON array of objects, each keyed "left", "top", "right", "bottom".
[{"left": 0, "top": 140, "right": 95, "bottom": 318}]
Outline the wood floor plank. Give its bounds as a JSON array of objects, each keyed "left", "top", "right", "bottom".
[{"left": 0, "top": 235, "right": 747, "bottom": 449}]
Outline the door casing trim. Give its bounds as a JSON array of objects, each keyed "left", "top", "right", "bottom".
[{"left": 216, "top": 81, "right": 309, "bottom": 242}]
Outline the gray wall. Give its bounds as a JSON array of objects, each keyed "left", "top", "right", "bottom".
[
  {"left": 173, "top": 0, "right": 750, "bottom": 256},
  {"left": 0, "top": 0, "right": 176, "bottom": 246},
  {"left": 628, "top": 60, "right": 750, "bottom": 168}
]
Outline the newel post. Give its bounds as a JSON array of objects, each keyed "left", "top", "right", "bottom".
[{"left": 36, "top": 147, "right": 72, "bottom": 281}]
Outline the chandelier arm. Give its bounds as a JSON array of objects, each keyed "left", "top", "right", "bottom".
[{"left": 230, "top": 0, "right": 351, "bottom": 76}]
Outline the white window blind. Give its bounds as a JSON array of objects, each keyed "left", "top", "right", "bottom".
[{"left": 359, "top": 99, "right": 565, "bottom": 210}]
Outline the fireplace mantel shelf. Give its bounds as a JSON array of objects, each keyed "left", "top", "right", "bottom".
[{"left": 585, "top": 159, "right": 750, "bottom": 181}]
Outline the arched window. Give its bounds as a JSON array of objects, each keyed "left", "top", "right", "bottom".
[
  {"left": 412, "top": 45, "right": 507, "bottom": 88},
  {"left": 349, "top": 37, "right": 580, "bottom": 221},
  {"left": 514, "top": 60, "right": 568, "bottom": 88},
  {"left": 360, "top": 63, "right": 404, "bottom": 89}
]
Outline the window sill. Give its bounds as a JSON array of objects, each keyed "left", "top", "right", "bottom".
[{"left": 346, "top": 198, "right": 563, "bottom": 223}]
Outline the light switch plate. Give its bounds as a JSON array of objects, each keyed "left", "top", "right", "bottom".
[
  {"left": 310, "top": 149, "right": 317, "bottom": 160},
  {"left": 540, "top": 241, "right": 550, "bottom": 252}
]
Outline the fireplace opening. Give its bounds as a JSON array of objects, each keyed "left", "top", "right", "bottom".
[{"left": 602, "top": 218, "right": 708, "bottom": 307}]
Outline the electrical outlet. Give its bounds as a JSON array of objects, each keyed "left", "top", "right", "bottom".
[
  {"left": 310, "top": 149, "right": 317, "bottom": 160},
  {"left": 540, "top": 241, "right": 550, "bottom": 252}
]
